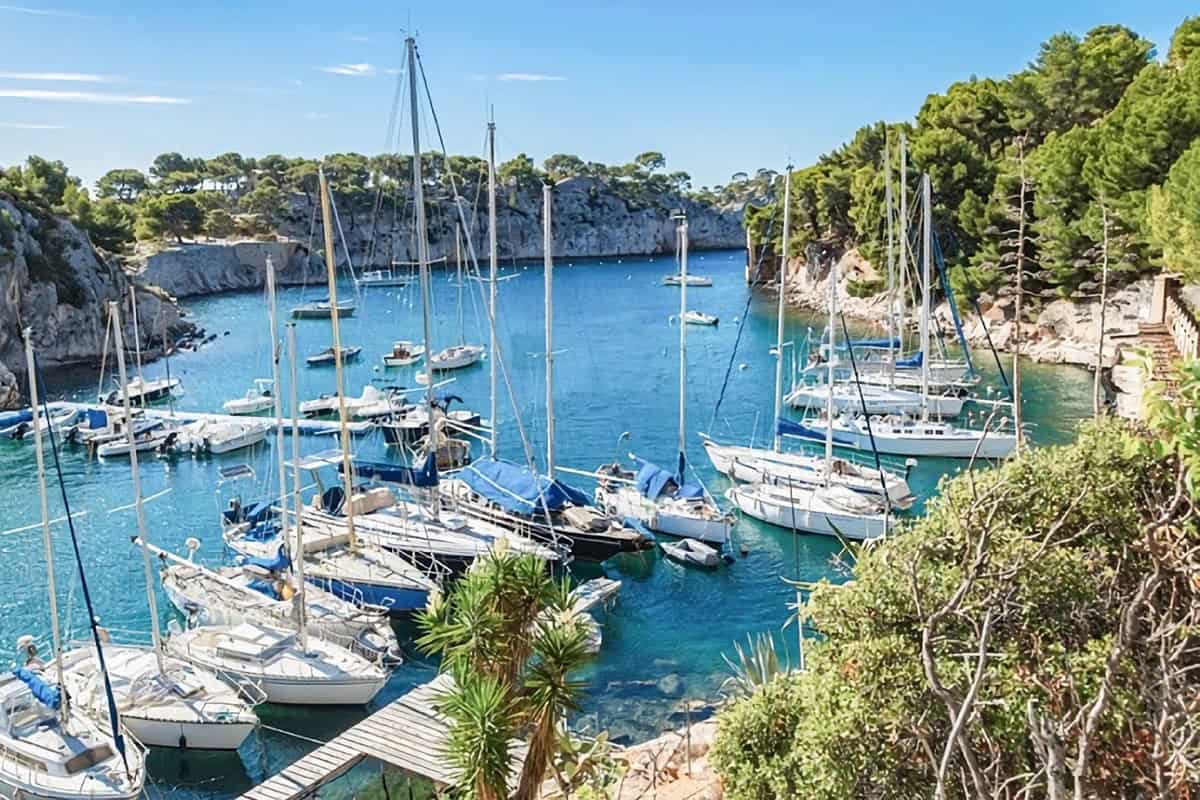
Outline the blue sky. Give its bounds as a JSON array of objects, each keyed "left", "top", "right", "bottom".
[{"left": 0, "top": 1, "right": 1194, "bottom": 192}]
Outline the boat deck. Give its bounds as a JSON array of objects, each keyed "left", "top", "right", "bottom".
[
  {"left": 50, "top": 402, "right": 374, "bottom": 437},
  {"left": 239, "top": 673, "right": 524, "bottom": 799}
]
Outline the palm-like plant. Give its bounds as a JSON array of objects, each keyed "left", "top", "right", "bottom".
[
  {"left": 720, "top": 631, "right": 790, "bottom": 698},
  {"left": 416, "top": 549, "right": 592, "bottom": 800}
]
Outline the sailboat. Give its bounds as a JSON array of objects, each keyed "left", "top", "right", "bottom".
[
  {"left": 792, "top": 175, "right": 1018, "bottom": 460},
  {"left": 4, "top": 327, "right": 146, "bottom": 798},
  {"left": 725, "top": 258, "right": 891, "bottom": 539},
  {"left": 595, "top": 215, "right": 733, "bottom": 546},
  {"left": 64, "top": 305, "right": 261, "bottom": 751},
  {"left": 101, "top": 286, "right": 181, "bottom": 406},
  {"left": 291, "top": 296, "right": 356, "bottom": 319},
  {"left": 426, "top": 224, "right": 485, "bottom": 372},
  {"left": 701, "top": 162, "right": 914, "bottom": 509}
]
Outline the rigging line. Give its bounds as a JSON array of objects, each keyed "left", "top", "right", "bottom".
[
  {"left": 35, "top": 352, "right": 129, "bottom": 771},
  {"left": 414, "top": 49, "right": 539, "bottom": 471},
  {"left": 707, "top": 206, "right": 780, "bottom": 433},
  {"left": 837, "top": 312, "right": 892, "bottom": 518}
]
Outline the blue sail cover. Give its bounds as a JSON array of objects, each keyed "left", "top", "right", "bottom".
[
  {"left": 349, "top": 451, "right": 438, "bottom": 487},
  {"left": 460, "top": 458, "right": 590, "bottom": 516},
  {"left": 14, "top": 667, "right": 61, "bottom": 710},
  {"left": 896, "top": 351, "right": 923, "bottom": 368},
  {"left": 776, "top": 417, "right": 859, "bottom": 447},
  {"left": 240, "top": 547, "right": 290, "bottom": 572},
  {"left": 247, "top": 579, "right": 281, "bottom": 600},
  {"left": 0, "top": 408, "right": 33, "bottom": 430},
  {"left": 634, "top": 455, "right": 705, "bottom": 500},
  {"left": 85, "top": 408, "right": 108, "bottom": 430}
]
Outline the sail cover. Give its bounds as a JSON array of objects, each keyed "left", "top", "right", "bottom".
[
  {"left": 13, "top": 667, "right": 61, "bottom": 710},
  {"left": 349, "top": 451, "right": 438, "bottom": 488},
  {"left": 896, "top": 351, "right": 923, "bottom": 368},
  {"left": 636, "top": 455, "right": 704, "bottom": 500},
  {"left": 460, "top": 458, "right": 590, "bottom": 516}
]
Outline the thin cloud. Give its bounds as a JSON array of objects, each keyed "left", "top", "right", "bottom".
[
  {"left": 344, "top": 34, "right": 370, "bottom": 43},
  {"left": 0, "top": 89, "right": 190, "bottom": 104},
  {"left": 0, "top": 121, "right": 65, "bottom": 129},
  {"left": 0, "top": 70, "right": 113, "bottom": 82},
  {"left": 497, "top": 72, "right": 565, "bottom": 82},
  {"left": 317, "top": 63, "right": 376, "bottom": 77},
  {"left": 304, "top": 111, "right": 329, "bottom": 120},
  {"left": 0, "top": 4, "right": 95, "bottom": 18}
]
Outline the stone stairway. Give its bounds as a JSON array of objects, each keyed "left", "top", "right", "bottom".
[{"left": 1137, "top": 323, "right": 1181, "bottom": 397}]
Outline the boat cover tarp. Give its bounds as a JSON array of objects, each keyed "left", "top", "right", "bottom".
[
  {"left": 247, "top": 578, "right": 281, "bottom": 600},
  {"left": 13, "top": 667, "right": 61, "bottom": 710},
  {"left": 240, "top": 545, "right": 289, "bottom": 572},
  {"left": 634, "top": 455, "right": 704, "bottom": 500},
  {"left": 0, "top": 409, "right": 32, "bottom": 429},
  {"left": 242, "top": 500, "right": 275, "bottom": 526},
  {"left": 431, "top": 392, "right": 463, "bottom": 410},
  {"left": 242, "top": 522, "right": 280, "bottom": 542},
  {"left": 85, "top": 408, "right": 108, "bottom": 429},
  {"left": 460, "top": 458, "right": 589, "bottom": 516},
  {"left": 896, "top": 351, "right": 922, "bottom": 368},
  {"left": 349, "top": 451, "right": 438, "bottom": 487}
]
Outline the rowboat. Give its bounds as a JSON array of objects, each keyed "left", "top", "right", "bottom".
[{"left": 660, "top": 537, "right": 721, "bottom": 568}]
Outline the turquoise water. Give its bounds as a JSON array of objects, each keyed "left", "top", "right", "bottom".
[{"left": 0, "top": 248, "right": 1092, "bottom": 797}]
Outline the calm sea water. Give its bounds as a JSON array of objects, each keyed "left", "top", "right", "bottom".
[{"left": 0, "top": 248, "right": 1092, "bottom": 797}]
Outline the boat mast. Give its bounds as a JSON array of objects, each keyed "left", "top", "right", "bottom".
[
  {"left": 111, "top": 301, "right": 165, "bottom": 673},
  {"left": 287, "top": 323, "right": 308, "bottom": 652},
  {"left": 677, "top": 215, "right": 689, "bottom": 464},
  {"left": 455, "top": 223, "right": 464, "bottom": 346},
  {"left": 265, "top": 256, "right": 288, "bottom": 535},
  {"left": 317, "top": 168, "right": 357, "bottom": 550},
  {"left": 128, "top": 285, "right": 144, "bottom": 389},
  {"left": 408, "top": 36, "right": 435, "bottom": 412},
  {"left": 23, "top": 328, "right": 68, "bottom": 719},
  {"left": 543, "top": 183, "right": 555, "bottom": 477},
  {"left": 898, "top": 135, "right": 908, "bottom": 360},
  {"left": 772, "top": 165, "right": 792, "bottom": 453},
  {"left": 825, "top": 259, "right": 836, "bottom": 485},
  {"left": 884, "top": 142, "right": 896, "bottom": 389},
  {"left": 920, "top": 174, "right": 932, "bottom": 419},
  {"left": 487, "top": 114, "right": 499, "bottom": 455}
]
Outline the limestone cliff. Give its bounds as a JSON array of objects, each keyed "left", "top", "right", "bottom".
[{"left": 0, "top": 194, "right": 192, "bottom": 408}]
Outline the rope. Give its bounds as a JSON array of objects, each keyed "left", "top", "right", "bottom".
[
  {"left": 707, "top": 205, "right": 780, "bottom": 432},
  {"left": 258, "top": 723, "right": 329, "bottom": 747},
  {"left": 837, "top": 312, "right": 892, "bottom": 518}
]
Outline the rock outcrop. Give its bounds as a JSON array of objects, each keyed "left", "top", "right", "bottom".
[
  {"left": 137, "top": 239, "right": 322, "bottom": 298},
  {"left": 778, "top": 248, "right": 1150, "bottom": 369},
  {"left": 0, "top": 194, "right": 192, "bottom": 408}
]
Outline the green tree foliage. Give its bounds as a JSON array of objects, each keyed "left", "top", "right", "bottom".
[
  {"left": 711, "top": 417, "right": 1200, "bottom": 798},
  {"left": 135, "top": 193, "right": 203, "bottom": 242},
  {"left": 89, "top": 199, "right": 136, "bottom": 251},
  {"left": 239, "top": 177, "right": 285, "bottom": 225},
  {"left": 543, "top": 153, "right": 586, "bottom": 182},
  {"left": 416, "top": 549, "right": 593, "bottom": 800},
  {"left": 1147, "top": 138, "right": 1200, "bottom": 280},
  {"left": 96, "top": 169, "right": 148, "bottom": 202},
  {"left": 203, "top": 207, "right": 235, "bottom": 240},
  {"left": 498, "top": 153, "right": 542, "bottom": 192}
]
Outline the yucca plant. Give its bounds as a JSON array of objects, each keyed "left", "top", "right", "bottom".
[
  {"left": 417, "top": 549, "right": 593, "bottom": 800},
  {"left": 720, "top": 631, "right": 790, "bottom": 698}
]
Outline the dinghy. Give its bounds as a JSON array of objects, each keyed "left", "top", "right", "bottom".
[
  {"left": 223, "top": 379, "right": 275, "bottom": 415},
  {"left": 428, "top": 343, "right": 485, "bottom": 371},
  {"left": 381, "top": 340, "right": 425, "bottom": 367},
  {"left": 663, "top": 274, "right": 712, "bottom": 287},
  {"left": 682, "top": 310, "right": 718, "bottom": 326},
  {"left": 660, "top": 537, "right": 721, "bottom": 568},
  {"left": 166, "top": 622, "right": 389, "bottom": 706},
  {"left": 306, "top": 345, "right": 362, "bottom": 367}
]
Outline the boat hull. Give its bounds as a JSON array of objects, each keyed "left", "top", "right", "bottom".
[
  {"left": 797, "top": 420, "right": 1017, "bottom": 459},
  {"left": 313, "top": 577, "right": 430, "bottom": 614},
  {"left": 726, "top": 485, "right": 888, "bottom": 539}
]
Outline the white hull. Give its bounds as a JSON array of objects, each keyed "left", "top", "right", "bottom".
[
  {"left": 429, "top": 344, "right": 484, "bottom": 370},
  {"left": 726, "top": 483, "right": 888, "bottom": 539},
  {"left": 808, "top": 417, "right": 1018, "bottom": 459},
  {"left": 96, "top": 433, "right": 168, "bottom": 458},
  {"left": 701, "top": 438, "right": 914, "bottom": 509},
  {"left": 596, "top": 485, "right": 730, "bottom": 546},
  {"left": 663, "top": 275, "right": 712, "bottom": 287},
  {"left": 382, "top": 342, "right": 425, "bottom": 367},
  {"left": 223, "top": 398, "right": 273, "bottom": 415},
  {"left": 785, "top": 383, "right": 964, "bottom": 418},
  {"left": 682, "top": 311, "right": 717, "bottom": 326}
]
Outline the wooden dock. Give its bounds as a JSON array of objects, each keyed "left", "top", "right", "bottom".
[
  {"left": 50, "top": 402, "right": 375, "bottom": 437},
  {"left": 240, "top": 674, "right": 523, "bottom": 800}
]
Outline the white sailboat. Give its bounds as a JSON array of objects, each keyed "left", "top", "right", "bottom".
[
  {"left": 101, "top": 286, "right": 181, "bottom": 406},
  {"left": 595, "top": 216, "right": 733, "bottom": 546},
  {"left": 69, "top": 308, "right": 261, "bottom": 751},
  {"left": 784, "top": 380, "right": 965, "bottom": 418},
  {"left": 682, "top": 310, "right": 718, "bottom": 326},
  {"left": 6, "top": 328, "right": 146, "bottom": 798},
  {"left": 726, "top": 258, "right": 891, "bottom": 539},
  {"left": 427, "top": 224, "right": 485, "bottom": 371}
]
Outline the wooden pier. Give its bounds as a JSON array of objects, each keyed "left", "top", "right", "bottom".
[
  {"left": 240, "top": 674, "right": 524, "bottom": 799},
  {"left": 50, "top": 402, "right": 375, "bottom": 437}
]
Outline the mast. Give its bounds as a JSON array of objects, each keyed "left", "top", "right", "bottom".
[
  {"left": 287, "top": 323, "right": 308, "bottom": 652},
  {"left": 265, "top": 256, "right": 287, "bottom": 536},
  {"left": 24, "top": 328, "right": 67, "bottom": 718},
  {"left": 112, "top": 301, "right": 165, "bottom": 673},
  {"left": 677, "top": 215, "right": 689, "bottom": 463},
  {"left": 455, "top": 223, "right": 464, "bottom": 345},
  {"left": 884, "top": 143, "right": 896, "bottom": 389},
  {"left": 128, "top": 285, "right": 144, "bottom": 389},
  {"left": 825, "top": 259, "right": 836, "bottom": 484},
  {"left": 487, "top": 114, "right": 499, "bottom": 455},
  {"left": 772, "top": 166, "right": 792, "bottom": 452},
  {"left": 317, "top": 168, "right": 357, "bottom": 549},
  {"left": 543, "top": 183, "right": 555, "bottom": 477},
  {"left": 920, "top": 174, "right": 932, "bottom": 419},
  {"left": 898, "top": 135, "right": 908, "bottom": 357},
  {"left": 408, "top": 36, "right": 435, "bottom": 412}
]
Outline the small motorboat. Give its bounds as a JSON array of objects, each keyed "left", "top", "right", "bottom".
[
  {"left": 306, "top": 345, "right": 363, "bottom": 367},
  {"left": 428, "top": 343, "right": 485, "bottom": 371},
  {"left": 659, "top": 537, "right": 721, "bottom": 569},
  {"left": 103, "top": 375, "right": 181, "bottom": 406},
  {"left": 358, "top": 268, "right": 411, "bottom": 288},
  {"left": 663, "top": 274, "right": 712, "bottom": 287},
  {"left": 381, "top": 340, "right": 425, "bottom": 367},
  {"left": 176, "top": 418, "right": 271, "bottom": 455},
  {"left": 96, "top": 427, "right": 176, "bottom": 458},
  {"left": 683, "top": 310, "right": 718, "bottom": 326},
  {"left": 223, "top": 378, "right": 274, "bottom": 415},
  {"left": 291, "top": 298, "right": 356, "bottom": 319}
]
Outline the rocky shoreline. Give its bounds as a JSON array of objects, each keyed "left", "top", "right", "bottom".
[{"left": 777, "top": 249, "right": 1150, "bottom": 370}]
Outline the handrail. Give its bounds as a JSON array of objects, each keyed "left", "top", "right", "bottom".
[{"left": 1165, "top": 289, "right": 1200, "bottom": 360}]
